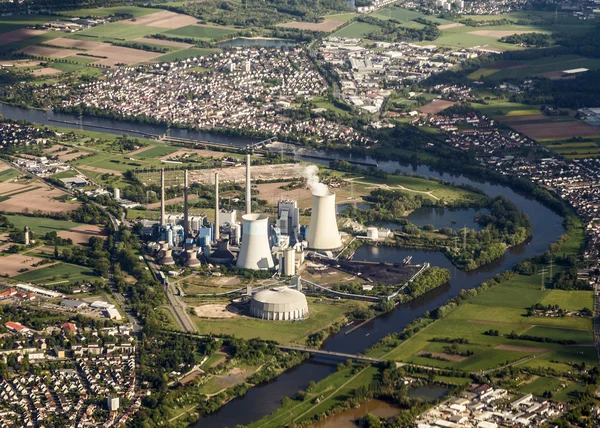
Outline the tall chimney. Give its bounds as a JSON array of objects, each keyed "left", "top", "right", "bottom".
[
  {"left": 183, "top": 169, "right": 189, "bottom": 241},
  {"left": 245, "top": 152, "right": 251, "bottom": 215},
  {"left": 214, "top": 172, "right": 220, "bottom": 241},
  {"left": 160, "top": 168, "right": 165, "bottom": 226}
]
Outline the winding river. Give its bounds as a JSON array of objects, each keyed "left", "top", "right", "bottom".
[{"left": 0, "top": 104, "right": 565, "bottom": 427}]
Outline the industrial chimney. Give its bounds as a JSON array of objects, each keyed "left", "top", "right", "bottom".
[
  {"left": 159, "top": 249, "right": 175, "bottom": 265},
  {"left": 183, "top": 169, "right": 189, "bottom": 241},
  {"left": 214, "top": 172, "right": 220, "bottom": 241},
  {"left": 245, "top": 152, "right": 251, "bottom": 215},
  {"left": 160, "top": 168, "right": 166, "bottom": 227},
  {"left": 236, "top": 214, "right": 274, "bottom": 270},
  {"left": 306, "top": 192, "right": 342, "bottom": 251},
  {"left": 184, "top": 250, "right": 200, "bottom": 267}
]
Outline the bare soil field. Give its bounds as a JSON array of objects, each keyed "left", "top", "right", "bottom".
[
  {"left": 32, "top": 68, "right": 62, "bottom": 77},
  {"left": 194, "top": 304, "right": 241, "bottom": 319},
  {"left": 437, "top": 23, "right": 464, "bottom": 30},
  {"left": 57, "top": 225, "right": 107, "bottom": 246},
  {"left": 146, "top": 194, "right": 199, "bottom": 209},
  {"left": 418, "top": 100, "right": 456, "bottom": 115},
  {"left": 469, "top": 30, "right": 537, "bottom": 38},
  {"left": 417, "top": 351, "right": 467, "bottom": 362},
  {"left": 511, "top": 121, "right": 600, "bottom": 140},
  {"left": 179, "top": 368, "right": 205, "bottom": 385},
  {"left": 277, "top": 19, "right": 345, "bottom": 32},
  {"left": 0, "top": 254, "right": 56, "bottom": 277},
  {"left": 133, "top": 37, "right": 193, "bottom": 48},
  {"left": 0, "top": 29, "right": 46, "bottom": 46},
  {"left": 495, "top": 344, "right": 545, "bottom": 353},
  {"left": 58, "top": 151, "right": 88, "bottom": 162},
  {"left": 535, "top": 70, "right": 576, "bottom": 80},
  {"left": 0, "top": 186, "right": 78, "bottom": 214},
  {"left": 125, "top": 10, "right": 198, "bottom": 29},
  {"left": 19, "top": 45, "right": 76, "bottom": 59},
  {"left": 45, "top": 37, "right": 104, "bottom": 50},
  {"left": 86, "top": 45, "right": 164, "bottom": 67},
  {"left": 0, "top": 182, "right": 33, "bottom": 196},
  {"left": 256, "top": 181, "right": 312, "bottom": 209},
  {"left": 190, "top": 163, "right": 301, "bottom": 186}
]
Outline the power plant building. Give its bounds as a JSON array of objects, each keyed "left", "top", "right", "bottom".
[
  {"left": 237, "top": 214, "right": 274, "bottom": 270},
  {"left": 250, "top": 287, "right": 308, "bottom": 321},
  {"left": 277, "top": 200, "right": 300, "bottom": 236},
  {"left": 306, "top": 192, "right": 342, "bottom": 251}
]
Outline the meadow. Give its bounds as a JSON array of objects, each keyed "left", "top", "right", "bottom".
[
  {"left": 164, "top": 25, "right": 237, "bottom": 41},
  {"left": 71, "top": 22, "right": 167, "bottom": 41},
  {"left": 5, "top": 214, "right": 83, "bottom": 235},
  {"left": 0, "top": 169, "right": 20, "bottom": 183},
  {"left": 332, "top": 21, "right": 381, "bottom": 38},
  {"left": 156, "top": 47, "right": 219, "bottom": 62},
  {"left": 371, "top": 6, "right": 452, "bottom": 27},
  {"left": 14, "top": 262, "right": 99, "bottom": 285},
  {"left": 57, "top": 6, "right": 158, "bottom": 18}
]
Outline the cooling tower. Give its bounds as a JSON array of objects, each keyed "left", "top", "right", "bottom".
[
  {"left": 236, "top": 214, "right": 274, "bottom": 270},
  {"left": 159, "top": 249, "right": 175, "bottom": 266},
  {"left": 306, "top": 192, "right": 342, "bottom": 251},
  {"left": 184, "top": 250, "right": 200, "bottom": 267}
]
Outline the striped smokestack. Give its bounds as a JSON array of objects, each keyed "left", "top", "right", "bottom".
[
  {"left": 160, "top": 168, "right": 165, "bottom": 226},
  {"left": 246, "top": 152, "right": 251, "bottom": 215},
  {"left": 214, "top": 172, "right": 220, "bottom": 241},
  {"left": 183, "top": 169, "right": 189, "bottom": 241}
]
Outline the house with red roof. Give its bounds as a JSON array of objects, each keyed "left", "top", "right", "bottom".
[
  {"left": 61, "top": 322, "right": 77, "bottom": 333},
  {"left": 5, "top": 321, "right": 30, "bottom": 334}
]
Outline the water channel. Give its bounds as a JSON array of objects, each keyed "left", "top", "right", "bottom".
[{"left": 0, "top": 103, "right": 565, "bottom": 427}]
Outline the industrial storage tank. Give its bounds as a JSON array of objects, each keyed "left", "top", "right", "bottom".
[
  {"left": 236, "top": 214, "right": 274, "bottom": 270},
  {"left": 250, "top": 287, "right": 308, "bottom": 321},
  {"left": 306, "top": 192, "right": 342, "bottom": 250}
]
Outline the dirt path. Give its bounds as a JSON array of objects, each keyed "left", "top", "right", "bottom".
[{"left": 349, "top": 178, "right": 440, "bottom": 201}]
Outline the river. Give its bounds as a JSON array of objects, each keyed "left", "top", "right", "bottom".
[{"left": 0, "top": 103, "right": 565, "bottom": 427}]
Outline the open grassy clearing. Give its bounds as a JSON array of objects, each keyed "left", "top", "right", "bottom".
[
  {"left": 156, "top": 47, "right": 220, "bottom": 62},
  {"left": 553, "top": 381, "right": 587, "bottom": 402},
  {"left": 371, "top": 6, "right": 451, "bottom": 25},
  {"left": 14, "top": 262, "right": 99, "bottom": 285},
  {"left": 471, "top": 100, "right": 542, "bottom": 117},
  {"left": 71, "top": 22, "right": 167, "bottom": 41},
  {"left": 321, "top": 13, "right": 358, "bottom": 22},
  {"left": 4, "top": 214, "right": 83, "bottom": 235},
  {"left": 483, "top": 55, "right": 600, "bottom": 81},
  {"left": 539, "top": 290, "right": 593, "bottom": 311},
  {"left": 164, "top": 25, "right": 237, "bottom": 41},
  {"left": 519, "top": 376, "right": 564, "bottom": 396},
  {"left": 135, "top": 145, "right": 178, "bottom": 159},
  {"left": 428, "top": 24, "right": 545, "bottom": 50},
  {"left": 517, "top": 346, "right": 597, "bottom": 374},
  {"left": 247, "top": 365, "right": 379, "bottom": 428},
  {"left": 0, "top": 169, "right": 21, "bottom": 183},
  {"left": 190, "top": 298, "right": 366, "bottom": 345},
  {"left": 332, "top": 21, "right": 380, "bottom": 38}
]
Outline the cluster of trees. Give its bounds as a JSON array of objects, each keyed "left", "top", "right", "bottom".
[
  {"left": 57, "top": 236, "right": 111, "bottom": 278},
  {"left": 402, "top": 266, "right": 451, "bottom": 300},
  {"left": 111, "top": 41, "right": 168, "bottom": 53},
  {"left": 499, "top": 32, "right": 551, "bottom": 47},
  {"left": 548, "top": 267, "right": 591, "bottom": 291},
  {"left": 506, "top": 331, "right": 576, "bottom": 345},
  {"left": 358, "top": 16, "right": 440, "bottom": 42}
]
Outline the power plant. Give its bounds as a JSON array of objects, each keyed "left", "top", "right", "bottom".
[{"left": 306, "top": 192, "right": 342, "bottom": 251}]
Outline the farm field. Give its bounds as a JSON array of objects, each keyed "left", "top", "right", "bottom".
[
  {"left": 71, "top": 22, "right": 168, "bottom": 41},
  {"left": 518, "top": 346, "right": 597, "bottom": 373},
  {"left": 511, "top": 121, "right": 600, "bottom": 141},
  {"left": 370, "top": 259, "right": 596, "bottom": 372},
  {"left": 539, "top": 289, "right": 594, "bottom": 311},
  {"left": 371, "top": 6, "right": 452, "bottom": 26},
  {"left": 332, "top": 21, "right": 381, "bottom": 38},
  {"left": 123, "top": 10, "right": 199, "bottom": 29},
  {"left": 14, "top": 262, "right": 99, "bottom": 286},
  {"left": 0, "top": 182, "right": 78, "bottom": 214},
  {"left": 164, "top": 25, "right": 237, "bottom": 41},
  {"left": 190, "top": 298, "right": 365, "bottom": 345},
  {"left": 4, "top": 215, "right": 84, "bottom": 236},
  {"left": 542, "top": 139, "right": 600, "bottom": 158},
  {"left": 426, "top": 24, "right": 546, "bottom": 50},
  {"left": 57, "top": 6, "right": 158, "bottom": 18},
  {"left": 277, "top": 19, "right": 347, "bottom": 32},
  {"left": 0, "top": 168, "right": 21, "bottom": 182},
  {"left": 0, "top": 254, "right": 57, "bottom": 277},
  {"left": 519, "top": 376, "right": 564, "bottom": 396}
]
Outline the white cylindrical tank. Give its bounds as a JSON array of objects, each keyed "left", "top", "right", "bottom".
[
  {"left": 237, "top": 214, "right": 274, "bottom": 270},
  {"left": 114, "top": 188, "right": 120, "bottom": 200},
  {"left": 284, "top": 247, "right": 295, "bottom": 276},
  {"left": 250, "top": 287, "right": 308, "bottom": 320},
  {"left": 366, "top": 227, "right": 378, "bottom": 241},
  {"left": 306, "top": 193, "right": 342, "bottom": 250}
]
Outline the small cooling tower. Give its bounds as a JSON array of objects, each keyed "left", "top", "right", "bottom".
[
  {"left": 159, "top": 249, "right": 175, "bottom": 266},
  {"left": 237, "top": 214, "right": 274, "bottom": 270},
  {"left": 306, "top": 192, "right": 342, "bottom": 251},
  {"left": 184, "top": 250, "right": 200, "bottom": 267}
]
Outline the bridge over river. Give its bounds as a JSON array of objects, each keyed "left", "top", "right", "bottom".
[{"left": 278, "top": 345, "right": 383, "bottom": 363}]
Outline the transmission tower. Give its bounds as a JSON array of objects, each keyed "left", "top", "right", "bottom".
[
  {"left": 538, "top": 268, "right": 548, "bottom": 290},
  {"left": 462, "top": 225, "right": 467, "bottom": 251}
]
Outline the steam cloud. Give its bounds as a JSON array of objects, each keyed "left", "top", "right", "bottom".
[{"left": 303, "top": 165, "right": 328, "bottom": 196}]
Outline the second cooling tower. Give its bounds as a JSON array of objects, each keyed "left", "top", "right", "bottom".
[
  {"left": 306, "top": 192, "right": 342, "bottom": 251},
  {"left": 236, "top": 214, "right": 274, "bottom": 270}
]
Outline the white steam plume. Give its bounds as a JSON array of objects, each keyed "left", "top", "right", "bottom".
[{"left": 302, "top": 165, "right": 328, "bottom": 196}]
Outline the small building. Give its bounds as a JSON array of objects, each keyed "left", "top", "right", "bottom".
[
  {"left": 105, "top": 308, "right": 122, "bottom": 320},
  {"left": 5, "top": 321, "right": 30, "bottom": 334},
  {"left": 60, "top": 299, "right": 87, "bottom": 310},
  {"left": 61, "top": 322, "right": 77, "bottom": 333},
  {"left": 107, "top": 397, "right": 120, "bottom": 411}
]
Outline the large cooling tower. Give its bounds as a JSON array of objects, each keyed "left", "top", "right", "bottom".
[
  {"left": 306, "top": 192, "right": 342, "bottom": 251},
  {"left": 237, "top": 214, "right": 274, "bottom": 270},
  {"left": 184, "top": 250, "right": 200, "bottom": 267}
]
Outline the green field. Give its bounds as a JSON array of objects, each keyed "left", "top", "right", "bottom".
[
  {"left": 135, "top": 145, "right": 178, "bottom": 159},
  {"left": 191, "top": 298, "right": 365, "bottom": 345},
  {"left": 332, "top": 21, "right": 380, "bottom": 38},
  {"left": 156, "top": 47, "right": 220, "bottom": 62},
  {"left": 164, "top": 25, "right": 237, "bottom": 41},
  {"left": 46, "top": 61, "right": 104, "bottom": 76},
  {"left": 489, "top": 55, "right": 600, "bottom": 81},
  {"left": 0, "top": 168, "right": 21, "bottom": 183},
  {"left": 5, "top": 215, "right": 83, "bottom": 235},
  {"left": 58, "top": 6, "right": 159, "bottom": 18},
  {"left": 553, "top": 381, "right": 587, "bottom": 402},
  {"left": 539, "top": 290, "right": 593, "bottom": 311},
  {"left": 543, "top": 140, "right": 600, "bottom": 158},
  {"left": 72, "top": 22, "right": 167, "bottom": 41},
  {"left": 518, "top": 346, "right": 598, "bottom": 373},
  {"left": 321, "top": 12, "right": 358, "bottom": 22},
  {"left": 371, "top": 6, "right": 451, "bottom": 27},
  {"left": 471, "top": 100, "right": 542, "bottom": 117},
  {"left": 15, "top": 262, "right": 99, "bottom": 285},
  {"left": 519, "top": 376, "right": 564, "bottom": 396},
  {"left": 428, "top": 24, "right": 547, "bottom": 50}
]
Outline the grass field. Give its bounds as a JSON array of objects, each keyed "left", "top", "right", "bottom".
[
  {"left": 156, "top": 47, "right": 219, "bottom": 62},
  {"left": 72, "top": 22, "right": 167, "bottom": 41},
  {"left": 5, "top": 215, "right": 83, "bottom": 235},
  {"left": 191, "top": 298, "right": 366, "bottom": 345},
  {"left": 482, "top": 55, "right": 600, "bottom": 81},
  {"left": 332, "top": 21, "right": 380, "bottom": 38},
  {"left": 0, "top": 169, "right": 21, "bottom": 183},
  {"left": 427, "top": 24, "right": 546, "bottom": 50},
  {"left": 518, "top": 346, "right": 597, "bottom": 373},
  {"left": 136, "top": 145, "right": 178, "bottom": 159},
  {"left": 539, "top": 290, "right": 593, "bottom": 311},
  {"left": 58, "top": 6, "right": 159, "bottom": 18},
  {"left": 14, "top": 262, "right": 99, "bottom": 285},
  {"left": 371, "top": 6, "right": 452, "bottom": 26},
  {"left": 247, "top": 365, "right": 379, "bottom": 428},
  {"left": 164, "top": 25, "right": 237, "bottom": 41},
  {"left": 519, "top": 376, "right": 564, "bottom": 396},
  {"left": 553, "top": 381, "right": 587, "bottom": 402},
  {"left": 471, "top": 100, "right": 542, "bottom": 117},
  {"left": 543, "top": 139, "right": 600, "bottom": 158}
]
